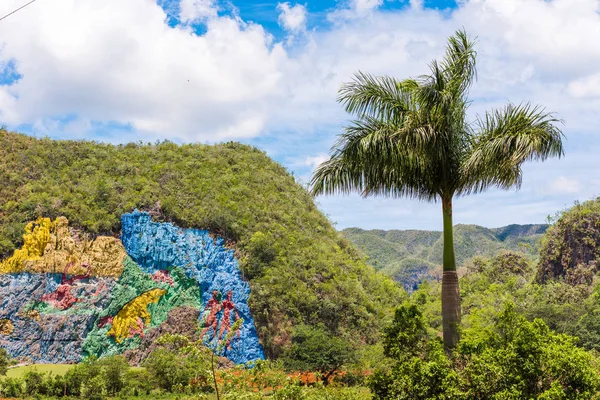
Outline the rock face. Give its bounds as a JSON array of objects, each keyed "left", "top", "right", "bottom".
[
  {"left": 0, "top": 217, "right": 125, "bottom": 276},
  {"left": 0, "top": 273, "right": 115, "bottom": 363},
  {"left": 0, "top": 212, "right": 264, "bottom": 365},
  {"left": 120, "top": 210, "right": 264, "bottom": 364},
  {"left": 537, "top": 200, "right": 600, "bottom": 284},
  {"left": 123, "top": 306, "right": 201, "bottom": 365}
]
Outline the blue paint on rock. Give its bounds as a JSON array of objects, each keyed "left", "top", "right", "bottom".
[
  {"left": 0, "top": 273, "right": 116, "bottom": 363},
  {"left": 120, "top": 210, "right": 265, "bottom": 365}
]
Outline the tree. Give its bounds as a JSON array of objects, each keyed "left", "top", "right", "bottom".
[
  {"left": 0, "top": 348, "right": 9, "bottom": 376},
  {"left": 310, "top": 30, "right": 564, "bottom": 349},
  {"left": 283, "top": 324, "right": 356, "bottom": 384},
  {"left": 369, "top": 304, "right": 460, "bottom": 400},
  {"left": 143, "top": 334, "right": 212, "bottom": 393},
  {"left": 100, "top": 355, "right": 129, "bottom": 395}
]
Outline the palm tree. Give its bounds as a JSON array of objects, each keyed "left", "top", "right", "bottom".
[{"left": 309, "top": 30, "right": 564, "bottom": 350}]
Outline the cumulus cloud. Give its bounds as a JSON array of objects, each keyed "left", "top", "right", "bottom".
[
  {"left": 2, "top": 0, "right": 600, "bottom": 142},
  {"left": 567, "top": 72, "right": 600, "bottom": 99},
  {"left": 277, "top": 2, "right": 307, "bottom": 34},
  {"left": 0, "top": 0, "right": 288, "bottom": 141},
  {"left": 179, "top": 0, "right": 218, "bottom": 23},
  {"left": 353, "top": 0, "right": 384, "bottom": 13}
]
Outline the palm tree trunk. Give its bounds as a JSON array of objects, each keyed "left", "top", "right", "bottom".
[{"left": 441, "top": 196, "right": 461, "bottom": 351}]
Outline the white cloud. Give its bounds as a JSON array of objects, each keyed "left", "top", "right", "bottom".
[
  {"left": 303, "top": 154, "right": 329, "bottom": 169},
  {"left": 353, "top": 0, "right": 384, "bottom": 13},
  {"left": 543, "top": 176, "right": 581, "bottom": 195},
  {"left": 277, "top": 2, "right": 307, "bottom": 34},
  {"left": 179, "top": 0, "right": 218, "bottom": 23},
  {"left": 0, "top": 0, "right": 288, "bottom": 141},
  {"left": 567, "top": 72, "right": 600, "bottom": 99}
]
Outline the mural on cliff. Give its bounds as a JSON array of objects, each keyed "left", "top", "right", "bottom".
[{"left": 0, "top": 211, "right": 264, "bottom": 365}]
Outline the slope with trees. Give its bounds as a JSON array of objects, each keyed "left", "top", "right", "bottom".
[
  {"left": 342, "top": 223, "right": 547, "bottom": 290},
  {"left": 0, "top": 129, "right": 405, "bottom": 361},
  {"left": 537, "top": 197, "right": 600, "bottom": 284}
]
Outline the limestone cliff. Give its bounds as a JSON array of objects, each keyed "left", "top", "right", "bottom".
[{"left": 0, "top": 212, "right": 264, "bottom": 365}]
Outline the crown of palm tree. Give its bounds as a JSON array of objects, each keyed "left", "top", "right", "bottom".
[{"left": 310, "top": 30, "right": 564, "bottom": 203}]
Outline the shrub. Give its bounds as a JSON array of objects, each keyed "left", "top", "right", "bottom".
[
  {"left": 370, "top": 302, "right": 600, "bottom": 399},
  {"left": 282, "top": 324, "right": 356, "bottom": 384},
  {"left": 0, "top": 376, "right": 23, "bottom": 398},
  {"left": 0, "top": 348, "right": 9, "bottom": 376}
]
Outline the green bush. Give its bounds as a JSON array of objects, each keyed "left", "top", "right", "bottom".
[
  {"left": 100, "top": 355, "right": 129, "bottom": 395},
  {"left": 64, "top": 356, "right": 102, "bottom": 397},
  {"left": 0, "top": 376, "right": 23, "bottom": 397},
  {"left": 370, "top": 302, "right": 600, "bottom": 399},
  {"left": 143, "top": 334, "right": 212, "bottom": 393},
  {"left": 0, "top": 347, "right": 9, "bottom": 376},
  {"left": 369, "top": 304, "right": 460, "bottom": 400},
  {"left": 24, "top": 369, "right": 47, "bottom": 396},
  {"left": 458, "top": 303, "right": 600, "bottom": 399},
  {"left": 282, "top": 324, "right": 356, "bottom": 383}
]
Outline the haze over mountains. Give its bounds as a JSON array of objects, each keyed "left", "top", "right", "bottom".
[{"left": 342, "top": 223, "right": 548, "bottom": 290}]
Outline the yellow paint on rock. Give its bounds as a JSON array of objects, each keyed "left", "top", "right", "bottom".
[
  {"left": 0, "top": 217, "right": 54, "bottom": 273},
  {"left": 0, "top": 216, "right": 125, "bottom": 276},
  {"left": 0, "top": 319, "right": 14, "bottom": 335},
  {"left": 107, "top": 288, "right": 167, "bottom": 343}
]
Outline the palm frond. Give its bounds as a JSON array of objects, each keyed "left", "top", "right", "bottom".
[
  {"left": 460, "top": 103, "right": 564, "bottom": 195},
  {"left": 441, "top": 29, "right": 477, "bottom": 99},
  {"left": 337, "top": 72, "right": 413, "bottom": 121},
  {"left": 310, "top": 117, "right": 440, "bottom": 201}
]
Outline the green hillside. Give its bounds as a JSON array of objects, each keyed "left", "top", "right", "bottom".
[
  {"left": 537, "top": 197, "right": 600, "bottom": 284},
  {"left": 342, "top": 223, "right": 547, "bottom": 290},
  {"left": 0, "top": 130, "right": 405, "bottom": 359}
]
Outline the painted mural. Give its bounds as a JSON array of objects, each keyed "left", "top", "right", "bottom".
[{"left": 0, "top": 211, "right": 265, "bottom": 365}]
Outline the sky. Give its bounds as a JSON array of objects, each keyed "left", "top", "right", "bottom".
[{"left": 0, "top": 0, "right": 599, "bottom": 231}]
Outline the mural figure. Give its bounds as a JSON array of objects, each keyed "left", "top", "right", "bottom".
[
  {"left": 200, "top": 290, "right": 223, "bottom": 341},
  {"left": 41, "top": 262, "right": 91, "bottom": 310},
  {"left": 219, "top": 291, "right": 240, "bottom": 348},
  {"left": 106, "top": 288, "right": 167, "bottom": 343},
  {"left": 151, "top": 270, "right": 174, "bottom": 286}
]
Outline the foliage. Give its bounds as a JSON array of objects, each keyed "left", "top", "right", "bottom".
[
  {"left": 0, "top": 359, "right": 372, "bottom": 399},
  {"left": 0, "top": 376, "right": 23, "bottom": 398},
  {"left": 343, "top": 224, "right": 545, "bottom": 290},
  {"left": 63, "top": 356, "right": 102, "bottom": 397},
  {"left": 144, "top": 334, "right": 213, "bottom": 393},
  {"left": 411, "top": 250, "right": 600, "bottom": 353},
  {"left": 0, "top": 129, "right": 405, "bottom": 359},
  {"left": 459, "top": 303, "right": 600, "bottom": 399},
  {"left": 282, "top": 324, "right": 356, "bottom": 383},
  {"left": 101, "top": 355, "right": 129, "bottom": 395},
  {"left": 0, "top": 347, "right": 9, "bottom": 376},
  {"left": 371, "top": 302, "right": 600, "bottom": 399},
  {"left": 369, "top": 304, "right": 460, "bottom": 400}
]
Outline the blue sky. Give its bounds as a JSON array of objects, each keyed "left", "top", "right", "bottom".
[
  {"left": 157, "top": 0, "right": 458, "bottom": 35},
  {"left": 0, "top": 0, "right": 598, "bottom": 231}
]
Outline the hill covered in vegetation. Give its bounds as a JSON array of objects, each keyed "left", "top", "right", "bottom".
[
  {"left": 537, "top": 197, "right": 600, "bottom": 284},
  {"left": 0, "top": 130, "right": 404, "bottom": 361},
  {"left": 342, "top": 224, "right": 547, "bottom": 290}
]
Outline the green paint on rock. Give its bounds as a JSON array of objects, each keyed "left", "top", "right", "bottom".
[{"left": 82, "top": 257, "right": 202, "bottom": 358}]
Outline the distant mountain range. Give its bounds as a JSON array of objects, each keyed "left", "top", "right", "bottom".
[{"left": 341, "top": 224, "right": 548, "bottom": 291}]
